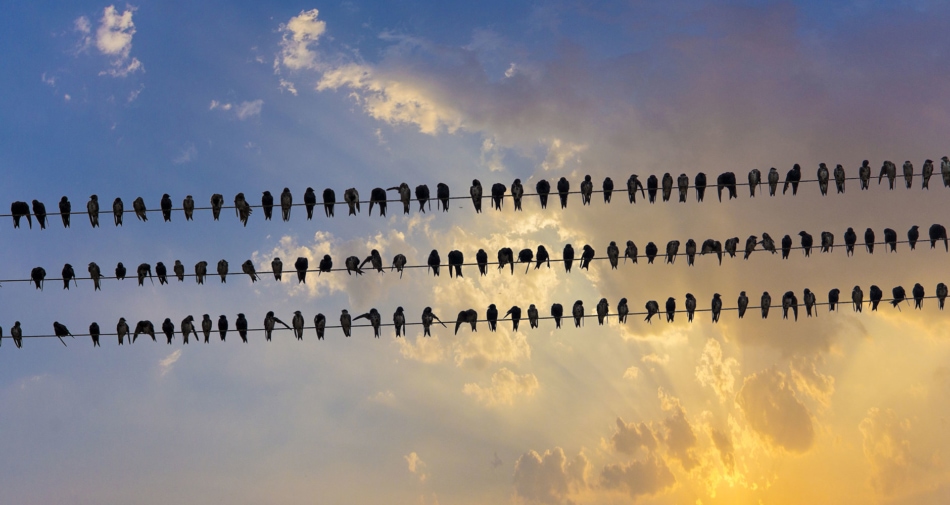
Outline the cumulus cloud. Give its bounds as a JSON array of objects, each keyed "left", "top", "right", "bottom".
[
  {"left": 463, "top": 368, "right": 538, "bottom": 406},
  {"left": 657, "top": 388, "right": 699, "bottom": 471},
  {"left": 395, "top": 334, "right": 448, "bottom": 363},
  {"left": 789, "top": 356, "right": 835, "bottom": 407},
  {"left": 512, "top": 447, "right": 589, "bottom": 505},
  {"left": 858, "top": 407, "right": 936, "bottom": 496},
  {"left": 709, "top": 427, "right": 735, "bottom": 473},
  {"left": 539, "top": 138, "right": 587, "bottom": 171},
  {"left": 251, "top": 233, "right": 346, "bottom": 299},
  {"left": 695, "top": 338, "right": 739, "bottom": 403},
  {"left": 736, "top": 368, "right": 814, "bottom": 453},
  {"left": 276, "top": 9, "right": 326, "bottom": 71},
  {"left": 600, "top": 456, "right": 676, "bottom": 501},
  {"left": 209, "top": 99, "right": 263, "bottom": 120},
  {"left": 158, "top": 350, "right": 181, "bottom": 377},
  {"left": 405, "top": 451, "right": 428, "bottom": 482},
  {"left": 85, "top": 5, "right": 143, "bottom": 77},
  {"left": 610, "top": 417, "right": 657, "bottom": 455},
  {"left": 622, "top": 366, "right": 640, "bottom": 380}
]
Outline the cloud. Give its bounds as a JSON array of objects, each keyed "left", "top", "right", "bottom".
[
  {"left": 395, "top": 334, "right": 448, "bottom": 363},
  {"left": 641, "top": 353, "right": 669, "bottom": 365},
  {"left": 695, "top": 338, "right": 739, "bottom": 403},
  {"left": 158, "top": 350, "right": 181, "bottom": 377},
  {"left": 539, "top": 138, "right": 587, "bottom": 171},
  {"left": 789, "top": 356, "right": 836, "bottom": 407},
  {"left": 610, "top": 417, "right": 657, "bottom": 455},
  {"left": 512, "top": 447, "right": 589, "bottom": 505},
  {"left": 209, "top": 99, "right": 263, "bottom": 120},
  {"left": 858, "top": 407, "right": 938, "bottom": 496},
  {"left": 276, "top": 9, "right": 327, "bottom": 71},
  {"left": 173, "top": 143, "right": 196, "bottom": 164},
  {"left": 405, "top": 451, "right": 428, "bottom": 482},
  {"left": 463, "top": 368, "right": 538, "bottom": 406},
  {"left": 209, "top": 100, "right": 232, "bottom": 111},
  {"left": 622, "top": 366, "right": 640, "bottom": 380},
  {"left": 94, "top": 6, "right": 143, "bottom": 77},
  {"left": 709, "top": 427, "right": 735, "bottom": 473},
  {"left": 657, "top": 388, "right": 699, "bottom": 471},
  {"left": 600, "top": 456, "right": 676, "bottom": 501},
  {"left": 736, "top": 368, "right": 814, "bottom": 453}
]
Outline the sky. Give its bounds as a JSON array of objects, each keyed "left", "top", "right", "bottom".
[{"left": 1, "top": 1, "right": 950, "bottom": 503}]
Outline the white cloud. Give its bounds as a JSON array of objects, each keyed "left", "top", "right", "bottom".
[
  {"left": 173, "top": 143, "right": 197, "bottom": 164},
  {"left": 463, "top": 368, "right": 538, "bottom": 406},
  {"left": 405, "top": 452, "right": 428, "bottom": 482},
  {"left": 279, "top": 78, "right": 298, "bottom": 95},
  {"left": 539, "top": 138, "right": 587, "bottom": 171},
  {"left": 235, "top": 99, "right": 263, "bottom": 120},
  {"left": 641, "top": 353, "right": 669, "bottom": 365},
  {"left": 276, "top": 9, "right": 326, "bottom": 71},
  {"left": 736, "top": 368, "right": 814, "bottom": 453},
  {"left": 158, "top": 350, "right": 181, "bottom": 377},
  {"left": 41, "top": 73, "right": 56, "bottom": 87},
  {"left": 512, "top": 447, "right": 589, "bottom": 505},
  {"left": 127, "top": 84, "right": 144, "bottom": 102},
  {"left": 395, "top": 334, "right": 448, "bottom": 363},
  {"left": 623, "top": 366, "right": 640, "bottom": 380},
  {"left": 695, "top": 339, "right": 739, "bottom": 403},
  {"left": 209, "top": 100, "right": 232, "bottom": 111},
  {"left": 94, "top": 6, "right": 143, "bottom": 77}
]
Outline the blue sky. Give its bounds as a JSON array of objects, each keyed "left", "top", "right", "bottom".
[{"left": 2, "top": 1, "right": 950, "bottom": 504}]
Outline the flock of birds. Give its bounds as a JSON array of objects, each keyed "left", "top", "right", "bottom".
[
  {"left": 3, "top": 281, "right": 944, "bottom": 347},
  {"left": 5, "top": 159, "right": 950, "bottom": 229},
  {"left": 9, "top": 222, "right": 949, "bottom": 289}
]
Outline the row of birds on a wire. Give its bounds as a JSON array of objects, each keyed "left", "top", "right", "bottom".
[
  {"left": 2, "top": 282, "right": 945, "bottom": 348},
  {"left": 7, "top": 159, "right": 950, "bottom": 230},
  {"left": 13, "top": 223, "right": 950, "bottom": 290}
]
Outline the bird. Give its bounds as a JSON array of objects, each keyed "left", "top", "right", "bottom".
[
  {"left": 647, "top": 175, "right": 658, "bottom": 203},
  {"left": 563, "top": 244, "right": 575, "bottom": 272},
  {"left": 437, "top": 183, "right": 450, "bottom": 212},
  {"left": 32, "top": 200, "right": 48, "bottom": 229},
  {"left": 743, "top": 235, "right": 757, "bottom": 259},
  {"left": 922, "top": 159, "right": 934, "bottom": 189},
  {"left": 717, "top": 172, "right": 737, "bottom": 201},
  {"left": 369, "top": 187, "right": 387, "bottom": 217},
  {"left": 491, "top": 183, "right": 507, "bottom": 211},
  {"left": 883, "top": 229, "right": 897, "bottom": 252},
  {"left": 314, "top": 313, "right": 326, "bottom": 340},
  {"left": 264, "top": 311, "right": 291, "bottom": 341},
  {"left": 393, "top": 307, "right": 405, "bottom": 337},
  {"left": 58, "top": 263, "right": 76, "bottom": 290},
  {"left": 518, "top": 248, "right": 533, "bottom": 274},
  {"left": 88, "top": 262, "right": 102, "bottom": 291},
  {"left": 86, "top": 195, "right": 100, "bottom": 228},
  {"left": 869, "top": 285, "right": 883, "bottom": 311},
  {"left": 675, "top": 173, "right": 689, "bottom": 202},
  {"left": 817, "top": 163, "right": 829, "bottom": 196},
  {"left": 602, "top": 177, "right": 614, "bottom": 203},
  {"left": 10, "top": 201, "right": 31, "bottom": 229},
  {"left": 864, "top": 228, "right": 875, "bottom": 254},
  {"left": 685, "top": 239, "right": 697, "bottom": 266},
  {"left": 711, "top": 293, "right": 722, "bottom": 323},
  {"left": 761, "top": 292, "right": 771, "bottom": 319},
  {"left": 930, "top": 224, "right": 948, "bottom": 251},
  {"left": 748, "top": 169, "right": 761, "bottom": 197},
  {"left": 767, "top": 167, "right": 779, "bottom": 196},
  {"left": 388, "top": 183, "right": 412, "bottom": 214},
  {"left": 427, "top": 250, "right": 441, "bottom": 276},
  {"left": 117, "top": 317, "right": 130, "bottom": 345},
  {"left": 344, "top": 188, "right": 360, "bottom": 215},
  {"left": 823, "top": 288, "right": 839, "bottom": 313},
  {"left": 781, "top": 235, "right": 792, "bottom": 259},
  {"left": 132, "top": 320, "right": 156, "bottom": 343},
  {"left": 58, "top": 196, "right": 71, "bottom": 228},
  {"left": 891, "top": 286, "right": 907, "bottom": 309},
  {"left": 737, "top": 291, "right": 748, "bottom": 318},
  {"left": 236, "top": 313, "right": 249, "bottom": 343},
  {"left": 195, "top": 261, "right": 208, "bottom": 284},
  {"left": 665, "top": 240, "right": 680, "bottom": 264},
  {"left": 360, "top": 250, "right": 385, "bottom": 275},
  {"left": 29, "top": 266, "right": 46, "bottom": 290},
  {"left": 297, "top": 257, "right": 311, "bottom": 283},
  {"left": 833, "top": 164, "right": 846, "bottom": 194},
  {"left": 201, "top": 314, "right": 212, "bottom": 343},
  {"left": 11, "top": 321, "right": 22, "bottom": 348},
  {"left": 137, "top": 263, "right": 153, "bottom": 286},
  {"left": 913, "top": 283, "right": 925, "bottom": 310},
  {"left": 878, "top": 160, "right": 897, "bottom": 189},
  {"left": 804, "top": 289, "right": 817, "bottom": 317},
  {"left": 234, "top": 193, "right": 252, "bottom": 226},
  {"left": 471, "top": 179, "right": 483, "bottom": 213},
  {"left": 271, "top": 257, "right": 282, "bottom": 281},
  {"left": 155, "top": 262, "right": 168, "bottom": 285},
  {"left": 504, "top": 306, "right": 522, "bottom": 332},
  {"left": 572, "top": 300, "right": 585, "bottom": 327},
  {"left": 422, "top": 307, "right": 446, "bottom": 337},
  {"left": 185, "top": 194, "right": 198, "bottom": 220},
  {"left": 280, "top": 188, "right": 293, "bottom": 221},
  {"left": 304, "top": 187, "right": 317, "bottom": 219},
  {"left": 557, "top": 177, "right": 571, "bottom": 208},
  {"left": 661, "top": 173, "right": 674, "bottom": 202},
  {"left": 53, "top": 321, "right": 74, "bottom": 346},
  {"left": 497, "top": 247, "right": 514, "bottom": 274},
  {"left": 537, "top": 179, "right": 551, "bottom": 208},
  {"left": 345, "top": 256, "right": 364, "bottom": 275},
  {"left": 114, "top": 262, "right": 127, "bottom": 281},
  {"left": 645, "top": 242, "right": 658, "bottom": 264},
  {"left": 902, "top": 161, "right": 914, "bottom": 189},
  {"left": 448, "top": 250, "right": 465, "bottom": 277},
  {"left": 181, "top": 315, "right": 195, "bottom": 344},
  {"left": 821, "top": 231, "right": 835, "bottom": 253},
  {"left": 535, "top": 245, "right": 550, "bottom": 269},
  {"left": 644, "top": 300, "right": 660, "bottom": 323},
  {"left": 859, "top": 160, "right": 871, "bottom": 190},
  {"left": 216, "top": 260, "right": 228, "bottom": 283},
  {"left": 943, "top": 157, "right": 950, "bottom": 187},
  {"left": 844, "top": 228, "right": 857, "bottom": 256},
  {"left": 162, "top": 317, "right": 175, "bottom": 345},
  {"left": 624, "top": 240, "right": 638, "bottom": 264},
  {"left": 695, "top": 173, "right": 707, "bottom": 202},
  {"left": 724, "top": 237, "right": 739, "bottom": 259},
  {"left": 391, "top": 254, "right": 407, "bottom": 278},
  {"left": 241, "top": 260, "right": 259, "bottom": 282},
  {"left": 782, "top": 291, "right": 799, "bottom": 321},
  {"left": 210, "top": 194, "right": 224, "bottom": 220},
  {"left": 596, "top": 298, "right": 609, "bottom": 325},
  {"left": 852, "top": 286, "right": 864, "bottom": 312},
  {"left": 617, "top": 298, "right": 629, "bottom": 324},
  {"left": 665, "top": 297, "right": 676, "bottom": 322},
  {"left": 799, "top": 231, "right": 814, "bottom": 257},
  {"left": 528, "top": 304, "right": 539, "bottom": 329},
  {"left": 353, "top": 309, "right": 382, "bottom": 338},
  {"left": 607, "top": 241, "right": 620, "bottom": 269},
  {"left": 261, "top": 191, "right": 275, "bottom": 220},
  {"left": 581, "top": 175, "right": 594, "bottom": 205},
  {"left": 160, "top": 193, "right": 173, "bottom": 222},
  {"left": 783, "top": 164, "right": 802, "bottom": 195},
  {"left": 581, "top": 245, "right": 596, "bottom": 270},
  {"left": 511, "top": 179, "right": 524, "bottom": 210},
  {"left": 487, "top": 304, "right": 499, "bottom": 331},
  {"left": 132, "top": 197, "right": 147, "bottom": 222},
  {"left": 454, "top": 309, "right": 478, "bottom": 334},
  {"left": 937, "top": 283, "right": 948, "bottom": 310},
  {"left": 323, "top": 188, "right": 336, "bottom": 217},
  {"left": 218, "top": 315, "right": 228, "bottom": 341},
  {"left": 760, "top": 233, "right": 776, "bottom": 254},
  {"left": 415, "top": 184, "right": 431, "bottom": 213},
  {"left": 908, "top": 225, "right": 920, "bottom": 250},
  {"left": 685, "top": 293, "right": 697, "bottom": 322},
  {"left": 551, "top": 303, "right": 564, "bottom": 329},
  {"left": 627, "top": 174, "right": 645, "bottom": 203}
]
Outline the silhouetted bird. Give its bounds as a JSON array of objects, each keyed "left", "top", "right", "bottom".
[
  {"left": 665, "top": 297, "right": 676, "bottom": 322},
  {"left": 828, "top": 288, "right": 840, "bottom": 312},
  {"left": 844, "top": 227, "right": 857, "bottom": 256},
  {"left": 563, "top": 244, "right": 574, "bottom": 272},
  {"left": 454, "top": 309, "right": 478, "bottom": 335},
  {"left": 937, "top": 283, "right": 948, "bottom": 310},
  {"left": 314, "top": 313, "right": 326, "bottom": 340},
  {"left": 748, "top": 169, "right": 761, "bottom": 197},
  {"left": 117, "top": 318, "right": 130, "bottom": 345},
  {"left": 767, "top": 168, "right": 779, "bottom": 196},
  {"left": 557, "top": 177, "right": 570, "bottom": 208},
  {"left": 644, "top": 300, "right": 660, "bottom": 323},
  {"left": 155, "top": 262, "right": 167, "bottom": 285},
  {"left": 297, "top": 257, "right": 310, "bottom": 283},
  {"left": 782, "top": 291, "right": 798, "bottom": 320},
  {"left": 112, "top": 198, "right": 124, "bottom": 226},
  {"left": 551, "top": 303, "right": 564, "bottom": 329},
  {"left": 388, "top": 183, "right": 411, "bottom": 214},
  {"left": 344, "top": 188, "right": 360, "bottom": 215},
  {"left": 218, "top": 315, "right": 228, "bottom": 341},
  {"left": 607, "top": 242, "right": 620, "bottom": 269},
  {"left": 535, "top": 245, "right": 550, "bottom": 269},
  {"left": 345, "top": 256, "right": 364, "bottom": 276},
  {"left": 517, "top": 248, "right": 533, "bottom": 274},
  {"left": 581, "top": 245, "right": 596, "bottom": 270},
  {"left": 761, "top": 292, "right": 771, "bottom": 319},
  {"left": 602, "top": 177, "right": 614, "bottom": 203},
  {"left": 241, "top": 260, "right": 258, "bottom": 282},
  {"left": 645, "top": 242, "right": 658, "bottom": 264},
  {"left": 202, "top": 314, "right": 212, "bottom": 343},
  {"left": 234, "top": 193, "right": 252, "bottom": 226},
  {"left": 685, "top": 293, "right": 697, "bottom": 322},
  {"left": 271, "top": 258, "right": 282, "bottom": 281},
  {"left": 264, "top": 311, "right": 291, "bottom": 341},
  {"left": 323, "top": 188, "right": 336, "bottom": 217},
  {"left": 869, "top": 285, "right": 883, "bottom": 311},
  {"left": 161, "top": 193, "right": 173, "bottom": 222},
  {"left": 59, "top": 196, "right": 71, "bottom": 227},
  {"left": 87, "top": 195, "right": 99, "bottom": 228},
  {"left": 181, "top": 316, "right": 195, "bottom": 344},
  {"left": 470, "top": 179, "right": 483, "bottom": 213},
  {"left": 737, "top": 291, "right": 748, "bottom": 318},
  {"left": 852, "top": 286, "right": 863, "bottom": 313},
  {"left": 783, "top": 164, "right": 802, "bottom": 195},
  {"left": 902, "top": 161, "right": 914, "bottom": 189},
  {"left": 596, "top": 298, "right": 609, "bottom": 325},
  {"left": 528, "top": 304, "right": 539, "bottom": 329},
  {"left": 52, "top": 321, "right": 74, "bottom": 346},
  {"left": 572, "top": 300, "right": 585, "bottom": 327},
  {"left": 858, "top": 160, "right": 871, "bottom": 190},
  {"left": 760, "top": 233, "right": 776, "bottom": 254},
  {"left": 695, "top": 173, "right": 707, "bottom": 202},
  {"left": 781, "top": 235, "right": 792, "bottom": 259},
  {"left": 61, "top": 263, "right": 76, "bottom": 289},
  {"left": 32, "top": 200, "right": 48, "bottom": 229},
  {"left": 942, "top": 157, "right": 950, "bottom": 187},
  {"left": 304, "top": 187, "right": 317, "bottom": 219},
  {"left": 803, "top": 289, "right": 817, "bottom": 317},
  {"left": 475, "top": 249, "right": 488, "bottom": 276},
  {"left": 821, "top": 231, "right": 834, "bottom": 253},
  {"left": 137, "top": 263, "right": 153, "bottom": 286},
  {"left": 581, "top": 175, "right": 593, "bottom": 205},
  {"left": 354, "top": 309, "right": 382, "bottom": 338},
  {"left": 132, "top": 197, "right": 147, "bottom": 222},
  {"left": 236, "top": 313, "right": 248, "bottom": 343},
  {"left": 627, "top": 174, "right": 645, "bottom": 203},
  {"left": 511, "top": 179, "right": 524, "bottom": 210},
  {"left": 116, "top": 262, "right": 127, "bottom": 281},
  {"left": 913, "top": 283, "right": 925, "bottom": 310},
  {"left": 617, "top": 298, "right": 629, "bottom": 324},
  {"left": 88, "top": 262, "right": 102, "bottom": 291},
  {"left": 834, "top": 164, "right": 846, "bottom": 194},
  {"left": 448, "top": 250, "right": 465, "bottom": 277},
  {"left": 743, "top": 235, "right": 757, "bottom": 260},
  {"left": 504, "top": 306, "right": 522, "bottom": 332},
  {"left": 216, "top": 259, "right": 228, "bottom": 283},
  {"left": 717, "top": 172, "right": 737, "bottom": 201},
  {"left": 133, "top": 320, "right": 156, "bottom": 343},
  {"left": 685, "top": 239, "right": 697, "bottom": 266},
  {"left": 817, "top": 163, "right": 829, "bottom": 196},
  {"left": 930, "top": 224, "right": 948, "bottom": 251},
  {"left": 340, "top": 310, "right": 352, "bottom": 337},
  {"left": 261, "top": 191, "right": 275, "bottom": 220},
  {"left": 415, "top": 184, "right": 431, "bottom": 213},
  {"left": 624, "top": 240, "right": 638, "bottom": 264},
  {"left": 210, "top": 194, "right": 224, "bottom": 220},
  {"left": 390, "top": 254, "right": 406, "bottom": 278},
  {"left": 427, "top": 250, "right": 441, "bottom": 276},
  {"left": 11, "top": 322, "right": 22, "bottom": 348},
  {"left": 661, "top": 173, "right": 673, "bottom": 202},
  {"left": 908, "top": 225, "right": 920, "bottom": 250},
  {"left": 865, "top": 228, "right": 875, "bottom": 254},
  {"left": 878, "top": 160, "right": 897, "bottom": 189},
  {"left": 392, "top": 308, "right": 404, "bottom": 338},
  {"left": 724, "top": 237, "right": 739, "bottom": 258},
  {"left": 891, "top": 286, "right": 907, "bottom": 309},
  {"left": 487, "top": 304, "right": 498, "bottom": 332},
  {"left": 437, "top": 183, "right": 450, "bottom": 212},
  {"left": 195, "top": 261, "right": 207, "bottom": 284},
  {"left": 369, "top": 187, "right": 387, "bottom": 217},
  {"left": 922, "top": 160, "right": 934, "bottom": 189},
  {"left": 665, "top": 240, "right": 680, "bottom": 264},
  {"left": 647, "top": 175, "right": 658, "bottom": 203},
  {"left": 883, "top": 228, "right": 897, "bottom": 252},
  {"left": 498, "top": 247, "right": 514, "bottom": 274},
  {"left": 711, "top": 293, "right": 722, "bottom": 323},
  {"left": 536, "top": 179, "right": 551, "bottom": 209}
]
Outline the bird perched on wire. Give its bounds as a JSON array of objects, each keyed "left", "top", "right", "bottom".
[
  {"left": 113, "top": 262, "right": 127, "bottom": 281},
  {"left": 181, "top": 315, "right": 195, "bottom": 344},
  {"left": 937, "top": 283, "right": 948, "bottom": 310},
  {"left": 504, "top": 306, "right": 522, "bottom": 332},
  {"left": 760, "top": 233, "right": 777, "bottom": 254},
  {"left": 624, "top": 240, "right": 639, "bottom": 264},
  {"left": 270, "top": 258, "right": 282, "bottom": 281},
  {"left": 930, "top": 224, "right": 948, "bottom": 251},
  {"left": 217, "top": 315, "right": 228, "bottom": 341},
  {"left": 869, "top": 285, "right": 883, "bottom": 311},
  {"left": 155, "top": 262, "right": 168, "bottom": 285},
  {"left": 803, "top": 289, "right": 817, "bottom": 317},
  {"left": 627, "top": 174, "right": 645, "bottom": 203},
  {"left": 572, "top": 300, "right": 585, "bottom": 327},
  {"left": 535, "top": 245, "right": 550, "bottom": 270},
  {"left": 798, "top": 231, "right": 813, "bottom": 257},
  {"left": 563, "top": 244, "right": 575, "bottom": 272},
  {"left": 551, "top": 303, "right": 564, "bottom": 329},
  {"left": 685, "top": 293, "right": 697, "bottom": 322},
  {"left": 263, "top": 311, "right": 291, "bottom": 341},
  {"left": 392, "top": 307, "right": 405, "bottom": 337},
  {"left": 883, "top": 229, "right": 897, "bottom": 252},
  {"left": 388, "top": 183, "right": 411, "bottom": 214},
  {"left": 344, "top": 256, "right": 364, "bottom": 276},
  {"left": 782, "top": 291, "right": 799, "bottom": 321},
  {"left": 783, "top": 164, "right": 802, "bottom": 195},
  {"left": 596, "top": 298, "right": 609, "bottom": 325},
  {"left": 828, "top": 289, "right": 840, "bottom": 312},
  {"left": 369, "top": 187, "right": 388, "bottom": 217},
  {"left": 737, "top": 291, "right": 748, "bottom": 318},
  {"left": 280, "top": 187, "right": 293, "bottom": 221},
  {"left": 527, "top": 304, "right": 539, "bottom": 329},
  {"left": 112, "top": 198, "right": 124, "bottom": 226},
  {"left": 517, "top": 248, "right": 533, "bottom": 274},
  {"left": 511, "top": 179, "right": 524, "bottom": 210},
  {"left": 415, "top": 184, "right": 431, "bottom": 213},
  {"left": 314, "top": 313, "right": 326, "bottom": 340},
  {"left": 661, "top": 173, "right": 673, "bottom": 202},
  {"left": 647, "top": 175, "right": 658, "bottom": 203},
  {"left": 761, "top": 292, "right": 771, "bottom": 319},
  {"left": 685, "top": 239, "right": 697, "bottom": 266},
  {"left": 676, "top": 173, "right": 689, "bottom": 202},
  {"left": 437, "top": 183, "right": 450, "bottom": 212},
  {"left": 58, "top": 196, "right": 71, "bottom": 228},
  {"left": 427, "top": 250, "right": 441, "bottom": 276},
  {"left": 858, "top": 160, "right": 871, "bottom": 190},
  {"left": 833, "top": 164, "right": 846, "bottom": 194},
  {"left": 498, "top": 247, "right": 514, "bottom": 274},
  {"left": 645, "top": 300, "right": 660, "bottom": 323},
  {"left": 137, "top": 263, "right": 154, "bottom": 286},
  {"left": 536, "top": 179, "right": 551, "bottom": 209},
  {"left": 907, "top": 225, "right": 920, "bottom": 250},
  {"left": 354, "top": 308, "right": 382, "bottom": 338},
  {"left": 131, "top": 197, "right": 147, "bottom": 222},
  {"left": 180, "top": 195, "right": 194, "bottom": 221},
  {"left": 216, "top": 260, "right": 228, "bottom": 283},
  {"left": 304, "top": 188, "right": 317, "bottom": 219},
  {"left": 717, "top": 172, "right": 737, "bottom": 201},
  {"left": 557, "top": 177, "right": 571, "bottom": 208},
  {"left": 645, "top": 242, "right": 658, "bottom": 264},
  {"left": 236, "top": 313, "right": 249, "bottom": 343},
  {"left": 160, "top": 193, "right": 173, "bottom": 222},
  {"left": 388, "top": 254, "right": 405, "bottom": 278},
  {"left": 606, "top": 241, "right": 620, "bottom": 269},
  {"left": 312, "top": 255, "right": 331, "bottom": 278},
  {"left": 360, "top": 250, "right": 385, "bottom": 275},
  {"left": 665, "top": 297, "right": 676, "bottom": 323},
  {"left": 32, "top": 200, "right": 48, "bottom": 229},
  {"left": 864, "top": 228, "right": 876, "bottom": 254},
  {"left": 711, "top": 293, "right": 722, "bottom": 323},
  {"left": 344, "top": 188, "right": 360, "bottom": 215},
  {"left": 241, "top": 260, "right": 259, "bottom": 282},
  {"left": 161, "top": 318, "right": 175, "bottom": 344},
  {"left": 234, "top": 193, "right": 252, "bottom": 226},
  {"left": 323, "top": 188, "right": 336, "bottom": 217},
  {"left": 454, "top": 309, "right": 478, "bottom": 334},
  {"left": 912, "top": 283, "right": 925, "bottom": 310},
  {"left": 767, "top": 167, "right": 779, "bottom": 196},
  {"left": 922, "top": 159, "right": 934, "bottom": 189},
  {"left": 133, "top": 320, "right": 156, "bottom": 343},
  {"left": 879, "top": 161, "right": 897, "bottom": 189},
  {"left": 195, "top": 261, "right": 207, "bottom": 284},
  {"left": 116, "top": 318, "right": 130, "bottom": 345},
  {"left": 748, "top": 169, "right": 761, "bottom": 197},
  {"left": 942, "top": 157, "right": 950, "bottom": 187},
  {"left": 743, "top": 235, "right": 757, "bottom": 260},
  {"left": 902, "top": 161, "right": 914, "bottom": 189},
  {"left": 852, "top": 286, "right": 864, "bottom": 312},
  {"left": 209, "top": 193, "right": 224, "bottom": 220},
  {"left": 487, "top": 304, "right": 499, "bottom": 332},
  {"left": 85, "top": 195, "right": 100, "bottom": 228},
  {"left": 817, "top": 163, "right": 829, "bottom": 196},
  {"left": 891, "top": 286, "right": 907, "bottom": 309},
  {"left": 52, "top": 321, "right": 74, "bottom": 346},
  {"left": 59, "top": 263, "right": 76, "bottom": 290},
  {"left": 581, "top": 175, "right": 594, "bottom": 205},
  {"left": 11, "top": 321, "right": 22, "bottom": 348},
  {"left": 201, "top": 314, "right": 212, "bottom": 343},
  {"left": 448, "top": 250, "right": 465, "bottom": 277},
  {"left": 470, "top": 179, "right": 483, "bottom": 213},
  {"left": 844, "top": 228, "right": 857, "bottom": 256},
  {"left": 603, "top": 177, "right": 614, "bottom": 203},
  {"left": 340, "top": 310, "right": 352, "bottom": 337},
  {"left": 291, "top": 311, "right": 305, "bottom": 340},
  {"left": 581, "top": 245, "right": 596, "bottom": 270},
  {"left": 724, "top": 237, "right": 739, "bottom": 259},
  {"left": 781, "top": 235, "right": 792, "bottom": 259},
  {"left": 617, "top": 298, "right": 629, "bottom": 324},
  {"left": 87, "top": 262, "right": 102, "bottom": 291},
  {"left": 821, "top": 232, "right": 835, "bottom": 253},
  {"left": 695, "top": 173, "right": 707, "bottom": 202},
  {"left": 666, "top": 240, "right": 680, "bottom": 264}
]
